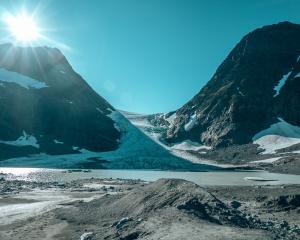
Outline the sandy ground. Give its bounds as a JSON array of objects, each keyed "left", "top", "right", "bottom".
[{"left": 0, "top": 178, "right": 299, "bottom": 240}]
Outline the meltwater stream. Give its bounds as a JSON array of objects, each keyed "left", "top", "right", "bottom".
[{"left": 1, "top": 168, "right": 300, "bottom": 186}]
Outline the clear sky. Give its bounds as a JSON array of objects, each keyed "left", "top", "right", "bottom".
[{"left": 0, "top": 0, "right": 300, "bottom": 113}]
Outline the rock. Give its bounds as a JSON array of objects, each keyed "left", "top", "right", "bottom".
[
  {"left": 80, "top": 232, "right": 94, "bottom": 240},
  {"left": 120, "top": 231, "right": 142, "bottom": 240},
  {"left": 230, "top": 200, "right": 241, "bottom": 209},
  {"left": 112, "top": 217, "right": 133, "bottom": 229},
  {"left": 264, "top": 194, "right": 300, "bottom": 210}
]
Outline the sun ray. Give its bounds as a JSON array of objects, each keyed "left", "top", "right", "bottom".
[{"left": 3, "top": 12, "right": 40, "bottom": 43}]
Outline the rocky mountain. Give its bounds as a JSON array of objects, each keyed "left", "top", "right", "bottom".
[
  {"left": 0, "top": 43, "right": 120, "bottom": 160},
  {"left": 160, "top": 22, "right": 300, "bottom": 148}
]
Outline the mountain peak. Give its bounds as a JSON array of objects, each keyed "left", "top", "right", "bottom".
[
  {"left": 164, "top": 22, "right": 300, "bottom": 147},
  {"left": 0, "top": 43, "right": 70, "bottom": 80},
  {"left": 0, "top": 43, "right": 120, "bottom": 161}
]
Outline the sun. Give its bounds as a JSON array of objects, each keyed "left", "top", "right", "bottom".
[{"left": 4, "top": 12, "right": 40, "bottom": 43}]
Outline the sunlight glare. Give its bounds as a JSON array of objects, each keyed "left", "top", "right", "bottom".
[{"left": 4, "top": 13, "right": 40, "bottom": 42}]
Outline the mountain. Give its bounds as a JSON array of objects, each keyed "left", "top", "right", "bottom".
[
  {"left": 0, "top": 43, "right": 121, "bottom": 161},
  {"left": 0, "top": 43, "right": 216, "bottom": 170},
  {"left": 161, "top": 22, "right": 300, "bottom": 149}
]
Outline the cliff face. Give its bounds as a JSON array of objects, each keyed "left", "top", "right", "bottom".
[
  {"left": 0, "top": 44, "right": 120, "bottom": 159},
  {"left": 165, "top": 22, "right": 300, "bottom": 147}
]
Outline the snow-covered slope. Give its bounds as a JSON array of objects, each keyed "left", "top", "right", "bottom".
[
  {"left": 0, "top": 110, "right": 218, "bottom": 170},
  {"left": 253, "top": 118, "right": 300, "bottom": 154},
  {"left": 98, "top": 111, "right": 215, "bottom": 169},
  {"left": 121, "top": 111, "right": 217, "bottom": 166}
]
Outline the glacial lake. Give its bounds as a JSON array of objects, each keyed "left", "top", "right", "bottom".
[{"left": 1, "top": 168, "right": 300, "bottom": 186}]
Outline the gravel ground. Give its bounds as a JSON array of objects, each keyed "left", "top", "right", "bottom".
[{"left": 0, "top": 177, "right": 299, "bottom": 240}]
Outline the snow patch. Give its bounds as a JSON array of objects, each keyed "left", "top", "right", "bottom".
[
  {"left": 253, "top": 118, "right": 300, "bottom": 154},
  {"left": 96, "top": 107, "right": 103, "bottom": 114},
  {"left": 273, "top": 71, "right": 292, "bottom": 97},
  {"left": 237, "top": 87, "right": 245, "bottom": 96},
  {"left": 184, "top": 113, "right": 197, "bottom": 131},
  {"left": 119, "top": 111, "right": 153, "bottom": 129},
  {"left": 0, "top": 131, "right": 39, "bottom": 148},
  {"left": 106, "top": 108, "right": 113, "bottom": 113},
  {"left": 253, "top": 118, "right": 300, "bottom": 140},
  {"left": 254, "top": 135, "right": 300, "bottom": 154},
  {"left": 294, "top": 72, "right": 300, "bottom": 78},
  {"left": 171, "top": 140, "right": 211, "bottom": 151},
  {"left": 54, "top": 139, "right": 63, "bottom": 145},
  {"left": 251, "top": 157, "right": 282, "bottom": 164},
  {"left": 0, "top": 68, "right": 48, "bottom": 89},
  {"left": 165, "top": 112, "right": 177, "bottom": 126}
]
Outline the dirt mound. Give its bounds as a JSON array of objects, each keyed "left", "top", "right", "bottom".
[{"left": 52, "top": 179, "right": 299, "bottom": 239}]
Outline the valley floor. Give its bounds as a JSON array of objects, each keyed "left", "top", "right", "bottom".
[{"left": 0, "top": 177, "right": 299, "bottom": 240}]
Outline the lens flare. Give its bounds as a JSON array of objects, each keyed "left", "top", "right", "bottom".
[{"left": 4, "top": 12, "right": 40, "bottom": 42}]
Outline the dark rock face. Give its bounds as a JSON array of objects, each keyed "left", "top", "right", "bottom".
[
  {"left": 0, "top": 44, "right": 120, "bottom": 159},
  {"left": 165, "top": 22, "right": 300, "bottom": 147},
  {"left": 264, "top": 194, "right": 300, "bottom": 211}
]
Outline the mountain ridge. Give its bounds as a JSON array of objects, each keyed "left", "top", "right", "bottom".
[
  {"left": 0, "top": 43, "right": 121, "bottom": 160},
  {"left": 162, "top": 21, "right": 300, "bottom": 147}
]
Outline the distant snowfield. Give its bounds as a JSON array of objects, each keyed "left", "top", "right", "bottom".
[
  {"left": 253, "top": 118, "right": 300, "bottom": 154},
  {"left": 0, "top": 68, "right": 48, "bottom": 89}
]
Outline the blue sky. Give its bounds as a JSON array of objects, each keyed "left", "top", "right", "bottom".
[{"left": 0, "top": 0, "right": 300, "bottom": 113}]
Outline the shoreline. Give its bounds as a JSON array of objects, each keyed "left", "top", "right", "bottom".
[{"left": 1, "top": 167, "right": 300, "bottom": 186}]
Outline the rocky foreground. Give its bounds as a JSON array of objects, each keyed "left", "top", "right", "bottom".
[{"left": 0, "top": 177, "right": 299, "bottom": 240}]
